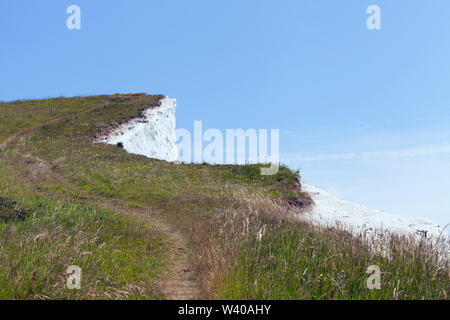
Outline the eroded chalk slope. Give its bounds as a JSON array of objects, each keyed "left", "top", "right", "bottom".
[{"left": 96, "top": 97, "right": 178, "bottom": 161}]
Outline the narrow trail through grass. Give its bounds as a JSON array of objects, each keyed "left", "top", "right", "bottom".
[
  {"left": 88, "top": 200, "right": 199, "bottom": 300},
  {"left": 0, "top": 100, "right": 199, "bottom": 300}
]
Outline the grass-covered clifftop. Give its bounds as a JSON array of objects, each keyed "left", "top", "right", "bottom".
[{"left": 0, "top": 94, "right": 448, "bottom": 299}]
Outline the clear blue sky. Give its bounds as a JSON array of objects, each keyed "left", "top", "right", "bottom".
[{"left": 1, "top": 1, "right": 449, "bottom": 228}]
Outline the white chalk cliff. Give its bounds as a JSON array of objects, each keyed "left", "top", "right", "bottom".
[
  {"left": 97, "top": 97, "right": 178, "bottom": 162},
  {"left": 302, "top": 184, "right": 444, "bottom": 239}
]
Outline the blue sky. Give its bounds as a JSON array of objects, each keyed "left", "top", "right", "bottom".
[{"left": 1, "top": 1, "right": 449, "bottom": 228}]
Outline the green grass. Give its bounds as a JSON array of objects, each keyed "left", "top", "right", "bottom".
[
  {"left": 217, "top": 219, "right": 449, "bottom": 299},
  {"left": 0, "top": 94, "right": 448, "bottom": 300},
  {"left": 0, "top": 195, "right": 167, "bottom": 299},
  {"left": 0, "top": 96, "right": 108, "bottom": 144}
]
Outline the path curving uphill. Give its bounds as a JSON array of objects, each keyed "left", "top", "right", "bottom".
[{"left": 0, "top": 96, "right": 199, "bottom": 300}]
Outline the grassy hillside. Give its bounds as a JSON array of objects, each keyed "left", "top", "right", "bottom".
[{"left": 0, "top": 94, "right": 448, "bottom": 299}]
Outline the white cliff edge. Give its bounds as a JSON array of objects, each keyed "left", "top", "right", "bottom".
[
  {"left": 96, "top": 97, "right": 178, "bottom": 162},
  {"left": 301, "top": 184, "right": 446, "bottom": 240}
]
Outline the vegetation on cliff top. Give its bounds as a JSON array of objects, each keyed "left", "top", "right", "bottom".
[{"left": 0, "top": 94, "right": 448, "bottom": 299}]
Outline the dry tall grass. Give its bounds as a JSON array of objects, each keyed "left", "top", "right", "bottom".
[{"left": 192, "top": 188, "right": 449, "bottom": 299}]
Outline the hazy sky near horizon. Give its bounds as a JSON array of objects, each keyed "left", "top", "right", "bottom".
[{"left": 1, "top": 1, "right": 449, "bottom": 227}]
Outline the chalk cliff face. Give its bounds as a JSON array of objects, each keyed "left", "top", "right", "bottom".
[
  {"left": 97, "top": 97, "right": 178, "bottom": 162},
  {"left": 301, "top": 184, "right": 443, "bottom": 240}
]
